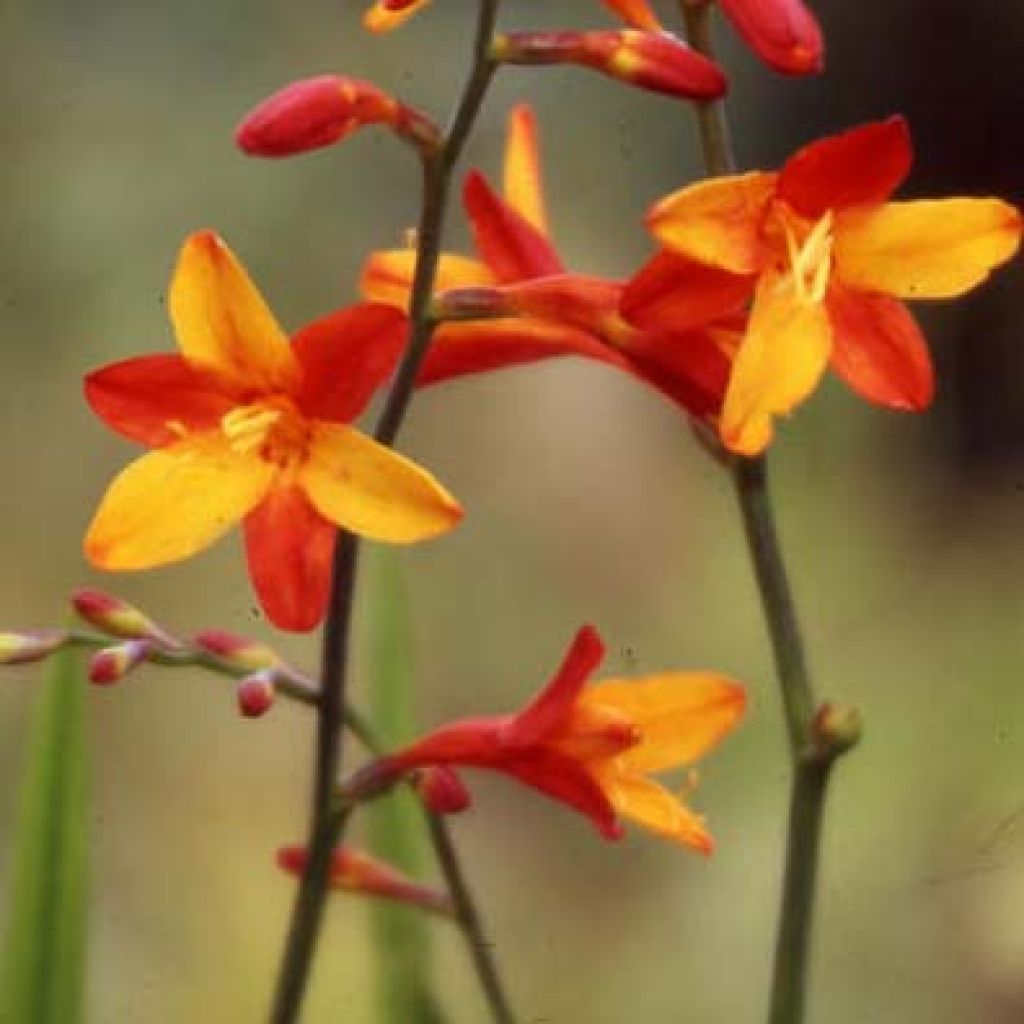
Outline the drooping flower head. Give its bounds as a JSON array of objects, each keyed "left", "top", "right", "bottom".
[
  {"left": 84, "top": 231, "right": 462, "bottom": 631},
  {"left": 643, "top": 117, "right": 1022, "bottom": 453},
  {"left": 355, "top": 626, "right": 745, "bottom": 852}
]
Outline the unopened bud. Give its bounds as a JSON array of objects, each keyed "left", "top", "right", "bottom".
[
  {"left": 0, "top": 629, "right": 68, "bottom": 666},
  {"left": 236, "top": 75, "right": 440, "bottom": 157},
  {"left": 237, "top": 669, "right": 276, "bottom": 718},
  {"left": 492, "top": 30, "right": 727, "bottom": 101},
  {"left": 88, "top": 639, "right": 153, "bottom": 686},
  {"left": 811, "top": 702, "right": 862, "bottom": 758},
  {"left": 72, "top": 588, "right": 177, "bottom": 646},
  {"left": 718, "top": 0, "right": 824, "bottom": 76},
  {"left": 193, "top": 629, "right": 283, "bottom": 673},
  {"left": 416, "top": 766, "right": 471, "bottom": 815}
]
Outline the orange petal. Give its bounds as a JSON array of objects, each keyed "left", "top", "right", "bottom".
[
  {"left": 834, "top": 198, "right": 1022, "bottom": 300},
  {"left": 363, "top": 0, "right": 429, "bottom": 33},
  {"left": 84, "top": 433, "right": 274, "bottom": 570},
  {"left": 360, "top": 249, "right": 495, "bottom": 310},
  {"left": 721, "top": 269, "right": 832, "bottom": 454},
  {"left": 648, "top": 172, "right": 777, "bottom": 274},
  {"left": 826, "top": 283, "right": 933, "bottom": 410},
  {"left": 170, "top": 231, "right": 299, "bottom": 394},
  {"left": 503, "top": 105, "right": 549, "bottom": 236},
  {"left": 592, "top": 769, "right": 713, "bottom": 853},
  {"left": 601, "top": 0, "right": 662, "bottom": 30},
  {"left": 299, "top": 423, "right": 462, "bottom": 543},
  {"left": 243, "top": 484, "right": 336, "bottom": 632}
]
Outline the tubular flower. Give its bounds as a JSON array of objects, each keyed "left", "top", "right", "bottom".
[
  {"left": 361, "top": 104, "right": 746, "bottom": 421},
  {"left": 645, "top": 117, "right": 1023, "bottom": 454},
  {"left": 84, "top": 231, "right": 462, "bottom": 632},
  {"left": 353, "top": 626, "right": 745, "bottom": 852}
]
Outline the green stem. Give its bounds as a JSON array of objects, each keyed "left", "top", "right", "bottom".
[
  {"left": 268, "top": 3, "right": 503, "bottom": 1021},
  {"left": 676, "top": 6, "right": 857, "bottom": 1024}
]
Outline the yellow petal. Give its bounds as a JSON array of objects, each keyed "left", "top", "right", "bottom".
[
  {"left": 170, "top": 231, "right": 299, "bottom": 393},
  {"left": 299, "top": 423, "right": 462, "bottom": 543},
  {"left": 363, "top": 0, "right": 430, "bottom": 32},
  {"left": 593, "top": 768, "right": 713, "bottom": 853},
  {"left": 84, "top": 433, "right": 274, "bottom": 570},
  {"left": 503, "top": 105, "right": 549, "bottom": 236},
  {"left": 721, "top": 269, "right": 833, "bottom": 455},
  {"left": 648, "top": 172, "right": 777, "bottom": 274},
  {"left": 834, "top": 198, "right": 1022, "bottom": 299},
  {"left": 583, "top": 672, "right": 745, "bottom": 774},
  {"left": 360, "top": 249, "right": 495, "bottom": 310}
]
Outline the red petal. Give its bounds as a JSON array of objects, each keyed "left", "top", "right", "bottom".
[
  {"left": 717, "top": 0, "right": 823, "bottom": 75},
  {"left": 621, "top": 250, "right": 753, "bottom": 332},
  {"left": 243, "top": 485, "right": 336, "bottom": 632},
  {"left": 464, "top": 171, "right": 564, "bottom": 282},
  {"left": 779, "top": 117, "right": 912, "bottom": 220},
  {"left": 293, "top": 303, "right": 407, "bottom": 422},
  {"left": 826, "top": 283, "right": 934, "bottom": 410},
  {"left": 503, "top": 626, "right": 605, "bottom": 748},
  {"left": 85, "top": 354, "right": 233, "bottom": 447}
]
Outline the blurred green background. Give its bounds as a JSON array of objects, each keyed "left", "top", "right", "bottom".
[{"left": 3, "top": 0, "right": 1024, "bottom": 1020}]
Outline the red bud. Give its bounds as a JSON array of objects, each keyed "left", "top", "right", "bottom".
[
  {"left": 416, "top": 766, "right": 471, "bottom": 814},
  {"left": 193, "top": 629, "right": 282, "bottom": 673},
  {"left": 718, "top": 0, "right": 824, "bottom": 75},
  {"left": 88, "top": 639, "right": 152, "bottom": 686},
  {"left": 72, "top": 588, "right": 177, "bottom": 646},
  {"left": 237, "top": 670, "right": 276, "bottom": 718}
]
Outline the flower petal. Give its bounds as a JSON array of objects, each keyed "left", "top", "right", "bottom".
[
  {"left": 721, "top": 270, "right": 833, "bottom": 454},
  {"left": 84, "top": 354, "right": 233, "bottom": 447},
  {"left": 593, "top": 770, "right": 713, "bottom": 852},
  {"left": 503, "top": 105, "right": 549, "bottom": 237},
  {"left": 602, "top": 0, "right": 662, "bottom": 30},
  {"left": 779, "top": 117, "right": 911, "bottom": 219},
  {"left": 84, "top": 433, "right": 274, "bottom": 570},
  {"left": 464, "top": 171, "right": 564, "bottom": 282},
  {"left": 360, "top": 249, "right": 495, "bottom": 310},
  {"left": 243, "top": 484, "right": 336, "bottom": 632},
  {"left": 293, "top": 303, "right": 407, "bottom": 422},
  {"left": 363, "top": 0, "right": 429, "bottom": 33},
  {"left": 299, "top": 423, "right": 462, "bottom": 543},
  {"left": 834, "top": 198, "right": 1022, "bottom": 299},
  {"left": 170, "top": 231, "right": 299, "bottom": 393},
  {"left": 648, "top": 172, "right": 777, "bottom": 274},
  {"left": 584, "top": 672, "right": 745, "bottom": 774},
  {"left": 826, "top": 283, "right": 934, "bottom": 410}
]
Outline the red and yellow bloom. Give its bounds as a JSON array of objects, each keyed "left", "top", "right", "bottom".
[
  {"left": 356, "top": 625, "right": 745, "bottom": 852},
  {"left": 645, "top": 117, "right": 1022, "bottom": 453},
  {"left": 84, "top": 231, "right": 462, "bottom": 632}
]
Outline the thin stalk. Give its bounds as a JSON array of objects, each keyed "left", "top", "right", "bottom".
[
  {"left": 268, "top": 2, "right": 505, "bottom": 1021},
  {"left": 677, "top": 5, "right": 857, "bottom": 1024}
]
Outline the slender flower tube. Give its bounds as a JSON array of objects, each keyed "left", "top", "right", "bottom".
[
  {"left": 644, "top": 117, "right": 1023, "bottom": 454},
  {"left": 84, "top": 231, "right": 463, "bottom": 632},
  {"left": 350, "top": 626, "right": 745, "bottom": 852},
  {"left": 362, "top": 104, "right": 745, "bottom": 421}
]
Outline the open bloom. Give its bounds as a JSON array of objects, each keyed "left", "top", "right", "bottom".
[
  {"left": 362, "top": 104, "right": 745, "bottom": 421},
  {"left": 645, "top": 117, "right": 1023, "bottom": 454},
  {"left": 355, "top": 626, "right": 745, "bottom": 852},
  {"left": 84, "top": 231, "right": 462, "bottom": 631}
]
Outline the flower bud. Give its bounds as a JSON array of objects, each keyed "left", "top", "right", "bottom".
[
  {"left": 88, "top": 639, "right": 152, "bottom": 686},
  {"left": 717, "top": 0, "right": 824, "bottom": 76},
  {"left": 811, "top": 702, "right": 863, "bottom": 758},
  {"left": 416, "top": 766, "right": 471, "bottom": 815},
  {"left": 193, "top": 629, "right": 282, "bottom": 673},
  {"left": 277, "top": 844, "right": 454, "bottom": 917},
  {"left": 236, "top": 75, "right": 440, "bottom": 157},
  {"left": 0, "top": 629, "right": 68, "bottom": 666},
  {"left": 72, "top": 588, "right": 176, "bottom": 646},
  {"left": 492, "top": 30, "right": 727, "bottom": 101},
  {"left": 237, "top": 669, "right": 276, "bottom": 718}
]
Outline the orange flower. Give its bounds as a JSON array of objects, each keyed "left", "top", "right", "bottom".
[
  {"left": 354, "top": 626, "right": 745, "bottom": 852},
  {"left": 362, "top": 104, "right": 745, "bottom": 421},
  {"left": 645, "top": 117, "right": 1022, "bottom": 454},
  {"left": 84, "top": 231, "right": 462, "bottom": 632}
]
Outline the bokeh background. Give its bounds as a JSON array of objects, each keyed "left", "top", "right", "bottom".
[{"left": 3, "top": 0, "right": 1024, "bottom": 1020}]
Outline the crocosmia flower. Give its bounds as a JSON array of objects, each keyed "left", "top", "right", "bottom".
[
  {"left": 84, "top": 231, "right": 462, "bottom": 632},
  {"left": 354, "top": 626, "right": 745, "bottom": 852},
  {"left": 362, "top": 105, "right": 744, "bottom": 421},
  {"left": 645, "top": 117, "right": 1022, "bottom": 454}
]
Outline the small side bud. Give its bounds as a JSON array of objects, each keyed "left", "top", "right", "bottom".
[
  {"left": 193, "top": 629, "right": 283, "bottom": 673},
  {"left": 810, "top": 702, "right": 863, "bottom": 759},
  {"left": 236, "top": 75, "right": 440, "bottom": 157},
  {"left": 0, "top": 629, "right": 69, "bottom": 666},
  {"left": 237, "top": 669, "right": 276, "bottom": 718},
  {"left": 492, "top": 30, "right": 727, "bottom": 101},
  {"left": 717, "top": 0, "right": 824, "bottom": 76},
  {"left": 89, "top": 639, "right": 153, "bottom": 686},
  {"left": 72, "top": 588, "right": 177, "bottom": 646},
  {"left": 416, "top": 766, "right": 471, "bottom": 815}
]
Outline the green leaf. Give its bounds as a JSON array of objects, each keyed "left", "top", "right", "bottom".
[
  {"left": 364, "top": 549, "right": 443, "bottom": 1024},
  {"left": 1, "top": 647, "right": 89, "bottom": 1024}
]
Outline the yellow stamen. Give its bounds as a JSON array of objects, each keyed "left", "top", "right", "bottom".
[
  {"left": 784, "top": 211, "right": 834, "bottom": 305},
  {"left": 221, "top": 405, "right": 283, "bottom": 456}
]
